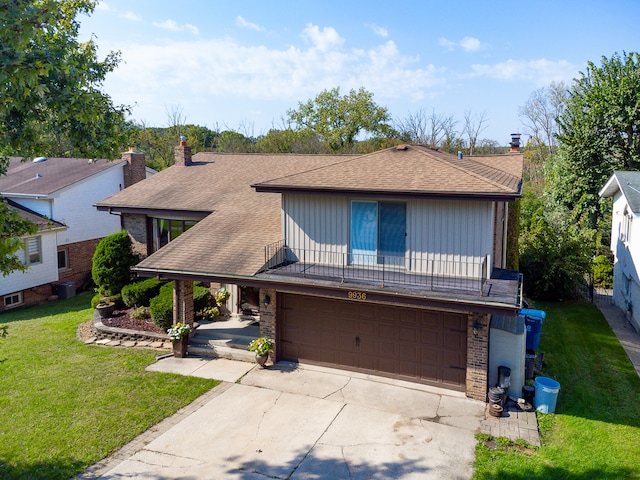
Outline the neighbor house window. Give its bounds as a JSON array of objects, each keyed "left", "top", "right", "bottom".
[
  {"left": 23, "top": 236, "right": 42, "bottom": 266},
  {"left": 152, "top": 218, "right": 197, "bottom": 252},
  {"left": 57, "top": 249, "right": 69, "bottom": 270},
  {"left": 350, "top": 201, "right": 406, "bottom": 265},
  {"left": 4, "top": 292, "right": 23, "bottom": 307},
  {"left": 624, "top": 274, "right": 632, "bottom": 296}
]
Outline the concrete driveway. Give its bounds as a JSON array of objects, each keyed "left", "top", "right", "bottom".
[{"left": 91, "top": 359, "right": 485, "bottom": 479}]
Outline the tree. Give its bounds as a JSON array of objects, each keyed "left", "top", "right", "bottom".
[
  {"left": 395, "top": 109, "right": 457, "bottom": 148},
  {"left": 462, "top": 110, "right": 488, "bottom": 156},
  {"left": 1, "top": 1, "right": 128, "bottom": 275},
  {"left": 518, "top": 82, "right": 568, "bottom": 160},
  {"left": 287, "top": 87, "right": 392, "bottom": 151},
  {"left": 0, "top": 0, "right": 129, "bottom": 159},
  {"left": 550, "top": 52, "right": 640, "bottom": 236}
]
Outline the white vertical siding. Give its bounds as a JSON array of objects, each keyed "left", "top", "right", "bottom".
[
  {"left": 283, "top": 194, "right": 349, "bottom": 264},
  {"left": 282, "top": 194, "right": 494, "bottom": 278},
  {"left": 0, "top": 232, "right": 59, "bottom": 296},
  {"left": 54, "top": 166, "right": 124, "bottom": 245}
]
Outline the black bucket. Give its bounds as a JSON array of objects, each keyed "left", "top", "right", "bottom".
[
  {"left": 522, "top": 385, "right": 535, "bottom": 404},
  {"left": 497, "top": 365, "right": 511, "bottom": 390},
  {"left": 488, "top": 386, "right": 504, "bottom": 406},
  {"left": 525, "top": 349, "right": 536, "bottom": 380}
]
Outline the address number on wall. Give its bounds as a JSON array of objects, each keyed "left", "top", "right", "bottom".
[{"left": 347, "top": 291, "right": 367, "bottom": 300}]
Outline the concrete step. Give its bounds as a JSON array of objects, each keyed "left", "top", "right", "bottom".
[{"left": 187, "top": 342, "right": 256, "bottom": 362}]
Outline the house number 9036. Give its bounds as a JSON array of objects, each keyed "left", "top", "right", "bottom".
[{"left": 347, "top": 291, "right": 367, "bottom": 300}]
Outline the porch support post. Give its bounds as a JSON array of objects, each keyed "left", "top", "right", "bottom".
[
  {"left": 466, "top": 313, "right": 490, "bottom": 401},
  {"left": 173, "top": 280, "right": 194, "bottom": 327},
  {"left": 259, "top": 288, "right": 277, "bottom": 363}
]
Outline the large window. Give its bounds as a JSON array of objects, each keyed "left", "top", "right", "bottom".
[
  {"left": 153, "top": 218, "right": 197, "bottom": 252},
  {"left": 350, "top": 201, "right": 406, "bottom": 265},
  {"left": 23, "top": 236, "right": 42, "bottom": 266}
]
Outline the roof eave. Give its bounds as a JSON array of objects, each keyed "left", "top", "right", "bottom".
[{"left": 95, "top": 205, "right": 213, "bottom": 218}]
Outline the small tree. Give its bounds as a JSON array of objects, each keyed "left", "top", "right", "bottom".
[{"left": 91, "top": 231, "right": 138, "bottom": 296}]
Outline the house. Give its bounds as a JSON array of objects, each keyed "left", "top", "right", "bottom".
[
  {"left": 96, "top": 140, "right": 524, "bottom": 400},
  {"left": 599, "top": 171, "right": 640, "bottom": 331},
  {"left": 0, "top": 151, "right": 152, "bottom": 311}
]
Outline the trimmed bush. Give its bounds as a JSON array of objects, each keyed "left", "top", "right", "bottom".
[
  {"left": 121, "top": 278, "right": 165, "bottom": 307},
  {"left": 131, "top": 306, "right": 151, "bottom": 320},
  {"left": 92, "top": 231, "right": 139, "bottom": 296},
  {"left": 592, "top": 254, "right": 613, "bottom": 288},
  {"left": 194, "top": 285, "right": 213, "bottom": 312},
  {"left": 150, "top": 289, "right": 173, "bottom": 331}
]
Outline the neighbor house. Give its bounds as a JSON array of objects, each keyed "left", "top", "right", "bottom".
[
  {"left": 599, "top": 171, "right": 640, "bottom": 331},
  {"left": 0, "top": 151, "right": 151, "bottom": 310},
  {"left": 96, "top": 140, "right": 524, "bottom": 400}
]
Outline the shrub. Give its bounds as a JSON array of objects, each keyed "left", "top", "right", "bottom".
[
  {"left": 131, "top": 306, "right": 151, "bottom": 320},
  {"left": 150, "top": 290, "right": 173, "bottom": 330},
  {"left": 121, "top": 278, "right": 165, "bottom": 307},
  {"left": 92, "top": 231, "right": 139, "bottom": 296},
  {"left": 592, "top": 255, "right": 613, "bottom": 288},
  {"left": 194, "top": 285, "right": 213, "bottom": 312}
]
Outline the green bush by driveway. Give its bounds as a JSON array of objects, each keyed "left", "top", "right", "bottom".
[
  {"left": 474, "top": 301, "right": 640, "bottom": 479},
  {"left": 0, "top": 294, "right": 218, "bottom": 479}
]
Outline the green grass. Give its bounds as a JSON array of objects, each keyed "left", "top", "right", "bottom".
[
  {"left": 474, "top": 301, "right": 640, "bottom": 479},
  {"left": 0, "top": 294, "right": 219, "bottom": 479}
]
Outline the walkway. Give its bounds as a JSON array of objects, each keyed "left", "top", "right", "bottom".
[{"left": 597, "top": 301, "right": 640, "bottom": 378}]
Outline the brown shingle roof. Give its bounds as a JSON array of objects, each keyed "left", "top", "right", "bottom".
[
  {"left": 252, "top": 145, "right": 522, "bottom": 198},
  {"left": 5, "top": 199, "right": 66, "bottom": 232},
  {"left": 1, "top": 157, "right": 125, "bottom": 195}
]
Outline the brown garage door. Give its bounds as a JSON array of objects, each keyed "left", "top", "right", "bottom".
[{"left": 278, "top": 293, "right": 467, "bottom": 390}]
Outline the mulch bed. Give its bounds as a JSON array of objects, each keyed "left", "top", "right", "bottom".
[{"left": 101, "top": 308, "right": 166, "bottom": 335}]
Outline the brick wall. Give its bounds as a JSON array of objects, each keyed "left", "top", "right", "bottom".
[
  {"left": 173, "top": 280, "right": 194, "bottom": 327},
  {"left": 123, "top": 214, "right": 148, "bottom": 259},
  {"left": 58, "top": 238, "right": 102, "bottom": 289},
  {"left": 466, "top": 313, "right": 490, "bottom": 401},
  {"left": 259, "top": 288, "right": 276, "bottom": 362}
]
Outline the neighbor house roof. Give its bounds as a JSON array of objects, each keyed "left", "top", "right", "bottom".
[
  {"left": 252, "top": 145, "right": 523, "bottom": 200},
  {"left": 4, "top": 199, "right": 66, "bottom": 232},
  {"left": 599, "top": 171, "right": 640, "bottom": 213},
  {"left": 101, "top": 147, "right": 523, "bottom": 279},
  {"left": 0, "top": 156, "right": 125, "bottom": 196}
]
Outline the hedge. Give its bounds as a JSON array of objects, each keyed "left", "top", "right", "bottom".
[{"left": 121, "top": 278, "right": 165, "bottom": 307}]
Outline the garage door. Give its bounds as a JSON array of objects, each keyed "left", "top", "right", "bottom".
[{"left": 278, "top": 293, "right": 467, "bottom": 390}]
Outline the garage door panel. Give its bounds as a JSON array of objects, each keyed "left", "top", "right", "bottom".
[{"left": 278, "top": 293, "right": 467, "bottom": 390}]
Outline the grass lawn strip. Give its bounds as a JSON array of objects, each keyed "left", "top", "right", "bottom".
[
  {"left": 0, "top": 294, "right": 219, "bottom": 480},
  {"left": 474, "top": 301, "right": 640, "bottom": 480}
]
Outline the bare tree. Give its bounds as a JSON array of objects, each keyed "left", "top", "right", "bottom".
[
  {"left": 165, "top": 104, "right": 186, "bottom": 140},
  {"left": 395, "top": 109, "right": 458, "bottom": 148},
  {"left": 518, "top": 81, "right": 568, "bottom": 158},
  {"left": 463, "top": 110, "right": 488, "bottom": 156}
]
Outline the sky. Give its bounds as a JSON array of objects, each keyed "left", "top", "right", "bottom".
[{"left": 79, "top": 0, "right": 640, "bottom": 146}]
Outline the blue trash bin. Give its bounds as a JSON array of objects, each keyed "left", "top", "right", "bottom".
[
  {"left": 519, "top": 309, "right": 546, "bottom": 351},
  {"left": 534, "top": 376, "right": 560, "bottom": 413}
]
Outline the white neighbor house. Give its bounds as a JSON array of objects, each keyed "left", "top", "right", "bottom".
[
  {"left": 599, "top": 171, "right": 640, "bottom": 331},
  {"left": 0, "top": 151, "right": 152, "bottom": 311}
]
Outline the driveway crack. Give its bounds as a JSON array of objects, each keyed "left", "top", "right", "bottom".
[
  {"left": 248, "top": 391, "right": 282, "bottom": 447},
  {"left": 322, "top": 376, "right": 351, "bottom": 400}
]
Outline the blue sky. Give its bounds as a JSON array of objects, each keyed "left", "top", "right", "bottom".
[{"left": 80, "top": 1, "right": 640, "bottom": 145}]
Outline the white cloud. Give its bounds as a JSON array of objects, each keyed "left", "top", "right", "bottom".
[
  {"left": 152, "top": 19, "right": 199, "bottom": 35},
  {"left": 121, "top": 11, "right": 142, "bottom": 22},
  {"left": 439, "top": 36, "right": 484, "bottom": 52},
  {"left": 302, "top": 24, "right": 344, "bottom": 52},
  {"left": 367, "top": 23, "right": 388, "bottom": 38},
  {"left": 236, "top": 16, "right": 264, "bottom": 32},
  {"left": 460, "top": 36, "right": 481, "bottom": 52},
  {"left": 469, "top": 58, "right": 577, "bottom": 85}
]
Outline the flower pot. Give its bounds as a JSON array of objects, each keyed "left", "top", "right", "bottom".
[
  {"left": 255, "top": 353, "right": 268, "bottom": 367},
  {"left": 96, "top": 302, "right": 115, "bottom": 318},
  {"left": 172, "top": 337, "right": 189, "bottom": 358}
]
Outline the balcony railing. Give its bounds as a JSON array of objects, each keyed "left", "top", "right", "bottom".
[{"left": 264, "top": 240, "right": 489, "bottom": 294}]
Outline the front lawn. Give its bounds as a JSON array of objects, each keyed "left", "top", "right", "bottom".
[
  {"left": 0, "top": 294, "right": 219, "bottom": 479},
  {"left": 474, "top": 301, "right": 640, "bottom": 479}
]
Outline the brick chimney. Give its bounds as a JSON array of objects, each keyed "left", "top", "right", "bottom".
[
  {"left": 174, "top": 136, "right": 192, "bottom": 167},
  {"left": 509, "top": 133, "right": 521, "bottom": 153},
  {"left": 122, "top": 147, "right": 146, "bottom": 188}
]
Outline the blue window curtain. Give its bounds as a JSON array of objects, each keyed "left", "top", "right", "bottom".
[
  {"left": 378, "top": 202, "right": 406, "bottom": 264},
  {"left": 350, "top": 201, "right": 377, "bottom": 264}
]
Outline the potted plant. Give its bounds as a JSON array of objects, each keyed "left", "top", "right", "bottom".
[
  {"left": 167, "top": 323, "right": 191, "bottom": 358},
  {"left": 248, "top": 336, "right": 273, "bottom": 367},
  {"left": 95, "top": 300, "right": 116, "bottom": 318}
]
